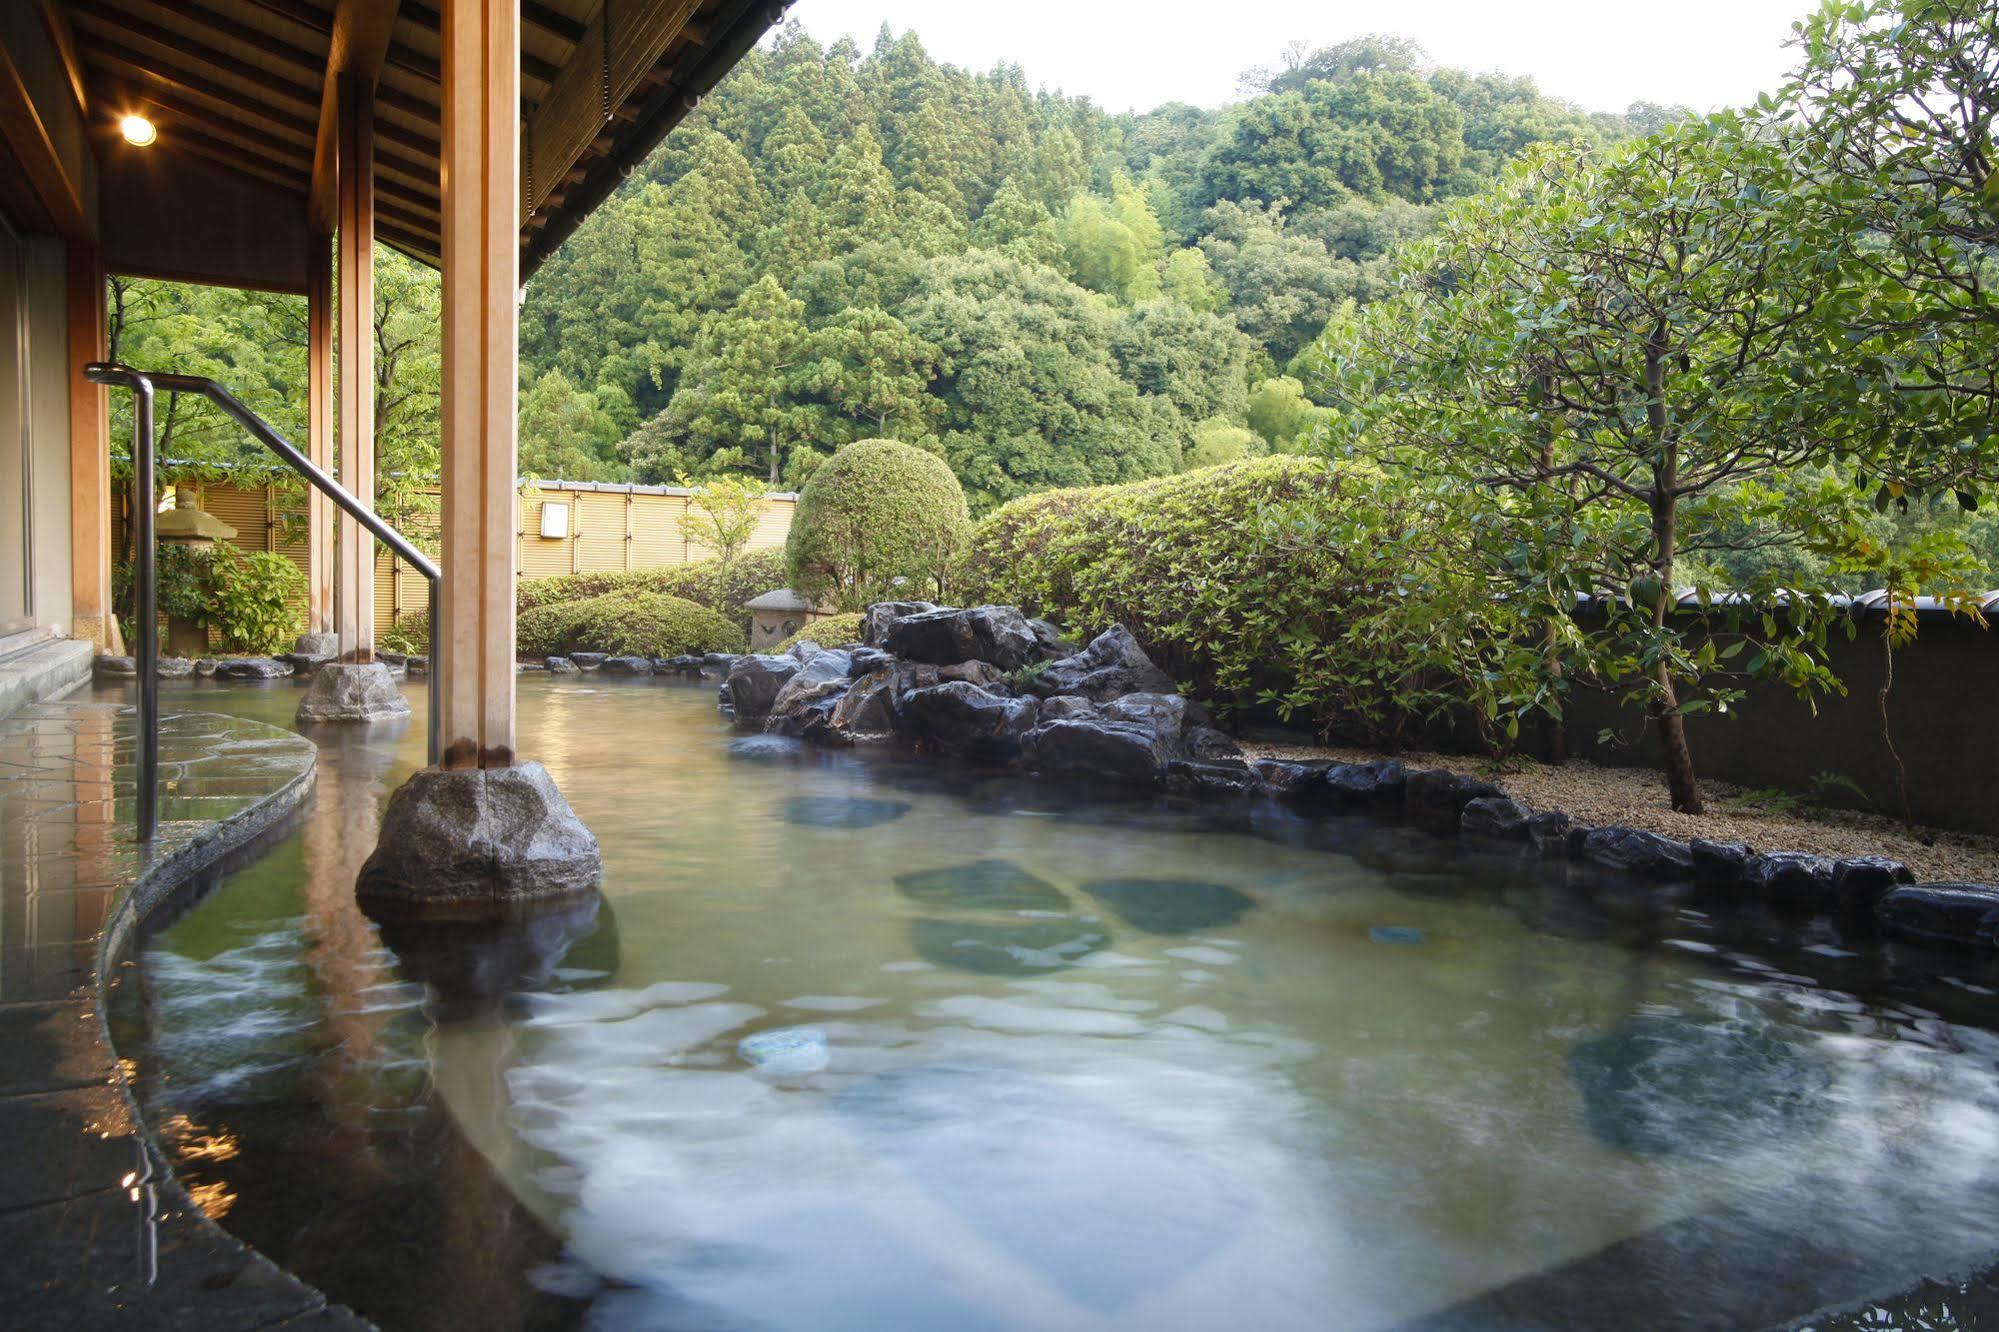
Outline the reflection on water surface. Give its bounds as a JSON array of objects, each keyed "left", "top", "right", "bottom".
[{"left": 106, "top": 676, "right": 1999, "bottom": 1331}]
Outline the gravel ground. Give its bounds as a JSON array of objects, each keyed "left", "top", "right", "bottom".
[{"left": 1243, "top": 739, "right": 1999, "bottom": 886}]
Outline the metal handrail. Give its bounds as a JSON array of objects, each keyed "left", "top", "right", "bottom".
[{"left": 86, "top": 362, "right": 441, "bottom": 840}]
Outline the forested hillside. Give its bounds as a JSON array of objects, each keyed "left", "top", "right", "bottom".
[
  {"left": 107, "top": 25, "right": 1671, "bottom": 512},
  {"left": 514, "top": 24, "right": 1669, "bottom": 506}
]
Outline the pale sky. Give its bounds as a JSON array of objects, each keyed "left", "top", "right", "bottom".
[{"left": 788, "top": 0, "right": 1812, "bottom": 116}]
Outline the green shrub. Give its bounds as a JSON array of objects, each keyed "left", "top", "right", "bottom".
[
  {"left": 518, "top": 590, "right": 746, "bottom": 659},
  {"left": 953, "top": 455, "right": 1530, "bottom": 744},
  {"left": 774, "top": 612, "right": 865, "bottom": 653},
  {"left": 114, "top": 543, "right": 304, "bottom": 655},
  {"left": 786, "top": 439, "right": 971, "bottom": 611},
  {"left": 516, "top": 549, "right": 785, "bottom": 629},
  {"left": 381, "top": 609, "right": 430, "bottom": 655}
]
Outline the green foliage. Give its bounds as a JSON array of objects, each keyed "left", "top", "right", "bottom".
[
  {"left": 677, "top": 472, "right": 767, "bottom": 564},
  {"left": 953, "top": 456, "right": 1531, "bottom": 742},
  {"left": 515, "top": 549, "right": 787, "bottom": 630},
  {"left": 117, "top": 544, "right": 304, "bottom": 655},
  {"left": 774, "top": 612, "right": 866, "bottom": 652},
  {"left": 1184, "top": 419, "right": 1262, "bottom": 470},
  {"left": 381, "top": 609, "right": 430, "bottom": 656},
  {"left": 786, "top": 438, "right": 971, "bottom": 609},
  {"left": 1246, "top": 376, "right": 1332, "bottom": 451},
  {"left": 518, "top": 591, "right": 745, "bottom": 659}
]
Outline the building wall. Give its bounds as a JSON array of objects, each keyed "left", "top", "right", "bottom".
[
  {"left": 23, "top": 235, "right": 72, "bottom": 633},
  {"left": 119, "top": 478, "right": 797, "bottom": 643}
]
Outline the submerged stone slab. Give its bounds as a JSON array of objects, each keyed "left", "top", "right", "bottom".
[
  {"left": 895, "top": 859, "right": 1069, "bottom": 912},
  {"left": 782, "top": 796, "right": 911, "bottom": 830},
  {"left": 357, "top": 761, "right": 602, "bottom": 916},
  {"left": 908, "top": 917, "right": 1108, "bottom": 974},
  {"left": 294, "top": 662, "right": 410, "bottom": 724},
  {"left": 1080, "top": 876, "right": 1255, "bottom": 935}
]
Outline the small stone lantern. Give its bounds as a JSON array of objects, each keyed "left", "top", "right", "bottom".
[
  {"left": 744, "top": 588, "right": 830, "bottom": 651},
  {"left": 155, "top": 484, "right": 237, "bottom": 657}
]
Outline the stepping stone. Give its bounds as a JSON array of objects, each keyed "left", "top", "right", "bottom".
[
  {"left": 781, "top": 796, "right": 911, "bottom": 830},
  {"left": 1078, "top": 877, "right": 1254, "bottom": 935},
  {"left": 895, "top": 860, "right": 1068, "bottom": 913}
]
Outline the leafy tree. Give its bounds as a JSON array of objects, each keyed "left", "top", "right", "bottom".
[
  {"left": 795, "top": 306, "right": 941, "bottom": 443},
  {"left": 1184, "top": 418, "right": 1262, "bottom": 469},
  {"left": 968, "top": 176, "right": 1063, "bottom": 267},
  {"left": 1199, "top": 200, "right": 1359, "bottom": 365},
  {"left": 1111, "top": 299, "right": 1255, "bottom": 425},
  {"left": 1324, "top": 122, "right": 1995, "bottom": 813},
  {"left": 519, "top": 369, "right": 627, "bottom": 481},
  {"left": 1161, "top": 246, "right": 1225, "bottom": 312},
  {"left": 1058, "top": 195, "right": 1146, "bottom": 301},
  {"left": 648, "top": 276, "right": 814, "bottom": 482},
  {"left": 1202, "top": 71, "right": 1464, "bottom": 210},
  {"left": 676, "top": 471, "right": 766, "bottom": 564},
  {"left": 1246, "top": 375, "right": 1331, "bottom": 451},
  {"left": 786, "top": 438, "right": 972, "bottom": 607}
]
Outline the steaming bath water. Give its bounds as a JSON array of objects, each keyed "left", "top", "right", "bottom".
[{"left": 109, "top": 676, "right": 1999, "bottom": 1330}]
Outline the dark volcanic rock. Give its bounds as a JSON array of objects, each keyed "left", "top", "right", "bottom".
[
  {"left": 215, "top": 656, "right": 292, "bottom": 679},
  {"left": 829, "top": 669, "right": 898, "bottom": 740},
  {"left": 1690, "top": 839, "right": 1756, "bottom": 894},
  {"left": 1251, "top": 759, "right": 1333, "bottom": 800},
  {"left": 662, "top": 654, "right": 704, "bottom": 677},
  {"left": 357, "top": 761, "right": 602, "bottom": 913},
  {"left": 1526, "top": 810, "right": 1575, "bottom": 856},
  {"left": 900, "top": 681, "right": 1040, "bottom": 758},
  {"left": 1183, "top": 725, "right": 1244, "bottom": 762},
  {"left": 1326, "top": 760, "right": 1408, "bottom": 806},
  {"left": 1461, "top": 795, "right": 1532, "bottom": 840},
  {"left": 94, "top": 654, "right": 137, "bottom": 677},
  {"left": 1405, "top": 768, "right": 1504, "bottom": 821},
  {"left": 863, "top": 600, "right": 941, "bottom": 647},
  {"left": 1743, "top": 851, "right": 1838, "bottom": 914},
  {"left": 1831, "top": 856, "right": 1916, "bottom": 923},
  {"left": 571, "top": 652, "right": 608, "bottom": 669},
  {"left": 155, "top": 656, "right": 195, "bottom": 678},
  {"left": 545, "top": 656, "right": 579, "bottom": 675},
  {"left": 1877, "top": 884, "right": 1999, "bottom": 952},
  {"left": 766, "top": 649, "right": 855, "bottom": 741},
  {"left": 1028, "top": 625, "right": 1178, "bottom": 703},
  {"left": 599, "top": 655, "right": 653, "bottom": 676},
  {"left": 883, "top": 604, "right": 1048, "bottom": 671},
  {"left": 724, "top": 655, "right": 801, "bottom": 725},
  {"left": 1022, "top": 716, "right": 1171, "bottom": 786},
  {"left": 848, "top": 646, "right": 894, "bottom": 677},
  {"left": 1166, "top": 758, "right": 1261, "bottom": 798},
  {"left": 276, "top": 651, "right": 331, "bottom": 675},
  {"left": 193, "top": 657, "right": 218, "bottom": 677},
  {"left": 1581, "top": 826, "right": 1696, "bottom": 879}
]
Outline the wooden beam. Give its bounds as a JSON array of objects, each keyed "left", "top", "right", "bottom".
[
  {"left": 33, "top": 0, "right": 91, "bottom": 118},
  {"left": 307, "top": 231, "right": 334, "bottom": 638},
  {"left": 69, "top": 12, "right": 322, "bottom": 118},
  {"left": 0, "top": 36, "right": 90, "bottom": 236},
  {"left": 437, "top": 0, "right": 518, "bottom": 767},
  {"left": 523, "top": 0, "right": 704, "bottom": 220},
  {"left": 335, "top": 73, "right": 376, "bottom": 662},
  {"left": 310, "top": 1, "right": 402, "bottom": 233},
  {"left": 67, "top": 238, "right": 121, "bottom": 652}
]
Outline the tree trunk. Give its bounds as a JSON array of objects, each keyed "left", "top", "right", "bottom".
[
  {"left": 1644, "top": 335, "right": 1703, "bottom": 815},
  {"left": 768, "top": 429, "right": 780, "bottom": 484}
]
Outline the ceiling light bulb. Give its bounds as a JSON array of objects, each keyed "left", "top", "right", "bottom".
[{"left": 119, "top": 114, "right": 157, "bottom": 147}]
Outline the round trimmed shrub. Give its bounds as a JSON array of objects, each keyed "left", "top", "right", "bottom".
[
  {"left": 517, "top": 549, "right": 785, "bottom": 629},
  {"left": 774, "top": 612, "right": 865, "bottom": 653},
  {"left": 785, "top": 439, "right": 971, "bottom": 611},
  {"left": 518, "top": 590, "right": 745, "bottom": 659}
]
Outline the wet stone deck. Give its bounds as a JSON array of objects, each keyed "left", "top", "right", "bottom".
[{"left": 0, "top": 700, "right": 362, "bottom": 1329}]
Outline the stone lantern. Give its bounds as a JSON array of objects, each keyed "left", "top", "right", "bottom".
[
  {"left": 155, "top": 484, "right": 236, "bottom": 657},
  {"left": 745, "top": 588, "right": 831, "bottom": 651}
]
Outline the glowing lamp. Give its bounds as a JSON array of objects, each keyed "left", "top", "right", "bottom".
[{"left": 119, "top": 114, "right": 157, "bottom": 147}]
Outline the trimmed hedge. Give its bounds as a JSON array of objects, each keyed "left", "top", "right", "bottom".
[
  {"left": 774, "top": 612, "right": 865, "bottom": 653},
  {"left": 952, "top": 455, "right": 1519, "bottom": 742},
  {"left": 516, "top": 549, "right": 786, "bottom": 628},
  {"left": 786, "top": 439, "right": 971, "bottom": 610},
  {"left": 518, "top": 591, "right": 746, "bottom": 659}
]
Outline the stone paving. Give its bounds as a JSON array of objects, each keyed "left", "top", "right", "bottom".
[{"left": 0, "top": 700, "right": 366, "bottom": 1329}]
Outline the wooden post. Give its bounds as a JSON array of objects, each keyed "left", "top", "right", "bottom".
[
  {"left": 307, "top": 229, "right": 334, "bottom": 638},
  {"left": 437, "top": 0, "right": 517, "bottom": 768},
  {"left": 65, "top": 237, "right": 120, "bottom": 652},
  {"left": 335, "top": 74, "right": 375, "bottom": 664}
]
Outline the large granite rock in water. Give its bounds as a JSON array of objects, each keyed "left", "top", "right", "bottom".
[
  {"left": 295, "top": 661, "right": 410, "bottom": 723},
  {"left": 215, "top": 656, "right": 293, "bottom": 679},
  {"left": 900, "top": 681, "right": 1040, "bottom": 758},
  {"left": 1028, "top": 625, "right": 1177, "bottom": 703},
  {"left": 293, "top": 630, "right": 338, "bottom": 656},
  {"left": 724, "top": 655, "right": 801, "bottom": 725},
  {"left": 357, "top": 761, "right": 602, "bottom": 914},
  {"left": 882, "top": 605, "right": 1048, "bottom": 671},
  {"left": 765, "top": 649, "right": 855, "bottom": 740}
]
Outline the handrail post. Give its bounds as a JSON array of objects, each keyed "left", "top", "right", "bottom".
[
  {"left": 427, "top": 579, "right": 440, "bottom": 766},
  {"left": 132, "top": 373, "right": 158, "bottom": 842}
]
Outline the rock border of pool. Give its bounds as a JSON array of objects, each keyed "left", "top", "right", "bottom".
[
  {"left": 0, "top": 700, "right": 369, "bottom": 1329},
  {"left": 680, "top": 601, "right": 1999, "bottom": 959}
]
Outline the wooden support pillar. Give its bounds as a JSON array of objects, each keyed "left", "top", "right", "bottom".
[
  {"left": 65, "top": 237, "right": 120, "bottom": 652},
  {"left": 437, "top": 0, "right": 517, "bottom": 768},
  {"left": 335, "top": 74, "right": 375, "bottom": 664},
  {"left": 306, "top": 229, "right": 334, "bottom": 638}
]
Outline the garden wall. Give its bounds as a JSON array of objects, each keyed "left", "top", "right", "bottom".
[
  {"left": 1548, "top": 613, "right": 1999, "bottom": 835},
  {"left": 115, "top": 478, "right": 797, "bottom": 644}
]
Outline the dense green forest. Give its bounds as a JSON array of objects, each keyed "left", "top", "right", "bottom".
[{"left": 111, "top": 25, "right": 1670, "bottom": 513}]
